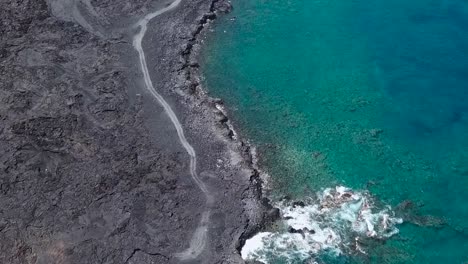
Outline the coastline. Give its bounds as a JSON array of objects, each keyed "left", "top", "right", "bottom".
[
  {"left": 156, "top": 0, "right": 275, "bottom": 259},
  {"left": 193, "top": 1, "right": 467, "bottom": 262},
  {"left": 0, "top": 0, "right": 272, "bottom": 263},
  {"left": 11, "top": 0, "right": 467, "bottom": 263},
  {"left": 133, "top": 0, "right": 275, "bottom": 261}
]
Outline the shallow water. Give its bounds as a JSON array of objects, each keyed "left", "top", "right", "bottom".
[{"left": 202, "top": 0, "right": 468, "bottom": 262}]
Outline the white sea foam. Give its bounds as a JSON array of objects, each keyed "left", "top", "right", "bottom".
[{"left": 241, "top": 186, "right": 403, "bottom": 263}]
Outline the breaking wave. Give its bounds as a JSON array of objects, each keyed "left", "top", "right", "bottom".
[{"left": 241, "top": 186, "right": 403, "bottom": 263}]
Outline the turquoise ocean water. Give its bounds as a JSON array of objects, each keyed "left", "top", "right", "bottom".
[{"left": 202, "top": 0, "right": 468, "bottom": 263}]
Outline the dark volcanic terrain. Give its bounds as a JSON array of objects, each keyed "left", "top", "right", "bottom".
[{"left": 0, "top": 0, "right": 269, "bottom": 263}]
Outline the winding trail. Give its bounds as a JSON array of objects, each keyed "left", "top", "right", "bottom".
[{"left": 132, "top": 0, "right": 213, "bottom": 260}]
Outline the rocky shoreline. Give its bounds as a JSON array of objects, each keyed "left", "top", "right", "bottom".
[
  {"left": 0, "top": 0, "right": 273, "bottom": 263},
  {"left": 144, "top": 0, "right": 278, "bottom": 260}
]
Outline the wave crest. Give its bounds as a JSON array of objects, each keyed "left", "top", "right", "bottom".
[{"left": 242, "top": 186, "right": 403, "bottom": 263}]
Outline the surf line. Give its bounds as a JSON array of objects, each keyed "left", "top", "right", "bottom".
[{"left": 133, "top": 0, "right": 213, "bottom": 260}]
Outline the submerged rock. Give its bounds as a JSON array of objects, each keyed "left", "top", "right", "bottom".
[
  {"left": 369, "top": 128, "right": 384, "bottom": 138},
  {"left": 292, "top": 200, "right": 305, "bottom": 207}
]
